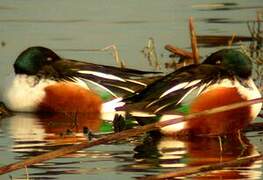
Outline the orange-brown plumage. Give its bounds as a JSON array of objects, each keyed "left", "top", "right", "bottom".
[
  {"left": 188, "top": 87, "right": 251, "bottom": 135},
  {"left": 38, "top": 82, "right": 102, "bottom": 115}
]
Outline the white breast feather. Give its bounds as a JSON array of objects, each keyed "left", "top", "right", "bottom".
[{"left": 1, "top": 74, "right": 56, "bottom": 112}]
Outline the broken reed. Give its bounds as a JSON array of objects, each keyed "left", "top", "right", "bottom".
[{"left": 247, "top": 11, "right": 263, "bottom": 88}]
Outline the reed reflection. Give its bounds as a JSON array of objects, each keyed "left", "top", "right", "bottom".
[
  {"left": 133, "top": 133, "right": 262, "bottom": 179},
  {"left": 6, "top": 112, "right": 102, "bottom": 156}
]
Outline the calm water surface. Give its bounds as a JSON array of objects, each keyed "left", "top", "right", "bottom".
[{"left": 0, "top": 0, "right": 263, "bottom": 179}]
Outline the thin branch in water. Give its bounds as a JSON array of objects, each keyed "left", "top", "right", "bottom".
[
  {"left": 141, "top": 155, "right": 263, "bottom": 180},
  {"left": 0, "top": 97, "right": 262, "bottom": 175}
]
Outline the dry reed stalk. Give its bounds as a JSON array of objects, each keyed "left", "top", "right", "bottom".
[
  {"left": 228, "top": 33, "right": 237, "bottom": 47},
  {"left": 189, "top": 17, "right": 200, "bottom": 64},
  {"left": 102, "top": 44, "right": 125, "bottom": 68},
  {"left": 164, "top": 44, "right": 194, "bottom": 59}
]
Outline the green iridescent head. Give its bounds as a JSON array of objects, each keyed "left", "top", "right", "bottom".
[
  {"left": 203, "top": 49, "right": 253, "bottom": 79},
  {"left": 14, "top": 46, "right": 60, "bottom": 75}
]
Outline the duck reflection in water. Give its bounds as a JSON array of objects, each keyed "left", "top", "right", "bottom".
[
  {"left": 133, "top": 133, "right": 262, "bottom": 179},
  {"left": 5, "top": 112, "right": 102, "bottom": 156}
]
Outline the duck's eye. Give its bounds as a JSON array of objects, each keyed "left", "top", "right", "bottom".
[
  {"left": 215, "top": 60, "right": 221, "bottom": 64},
  {"left": 47, "top": 57, "right": 53, "bottom": 61}
]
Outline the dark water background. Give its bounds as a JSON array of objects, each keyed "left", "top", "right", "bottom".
[{"left": 0, "top": 0, "right": 262, "bottom": 179}]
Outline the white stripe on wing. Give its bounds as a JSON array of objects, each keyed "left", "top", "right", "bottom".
[{"left": 78, "top": 70, "right": 126, "bottom": 82}]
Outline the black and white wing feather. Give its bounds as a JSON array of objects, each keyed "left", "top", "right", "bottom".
[
  {"left": 122, "top": 64, "right": 231, "bottom": 114},
  {"left": 50, "top": 59, "right": 162, "bottom": 99}
]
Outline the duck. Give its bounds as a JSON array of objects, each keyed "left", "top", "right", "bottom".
[
  {"left": 1, "top": 46, "right": 161, "bottom": 115},
  {"left": 120, "top": 48, "right": 262, "bottom": 136}
]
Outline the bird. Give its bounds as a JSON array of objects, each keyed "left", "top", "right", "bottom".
[
  {"left": 1, "top": 46, "right": 161, "bottom": 115},
  {"left": 120, "top": 48, "right": 262, "bottom": 136}
]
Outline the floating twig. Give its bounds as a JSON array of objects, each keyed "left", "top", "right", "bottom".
[
  {"left": 197, "top": 35, "right": 252, "bottom": 47},
  {"left": 0, "top": 97, "right": 262, "bottom": 175}
]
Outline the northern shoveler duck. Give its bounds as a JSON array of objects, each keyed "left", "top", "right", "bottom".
[
  {"left": 0, "top": 46, "right": 160, "bottom": 114},
  {"left": 121, "top": 48, "right": 262, "bottom": 136}
]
